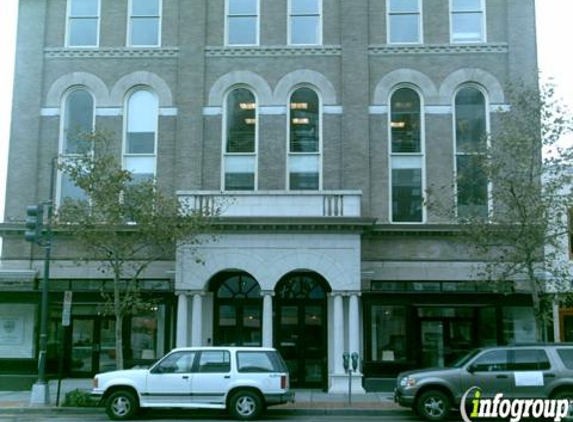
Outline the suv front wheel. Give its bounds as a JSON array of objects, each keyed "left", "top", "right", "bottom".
[
  {"left": 416, "top": 389, "right": 451, "bottom": 422},
  {"left": 106, "top": 390, "right": 138, "bottom": 421},
  {"left": 229, "top": 390, "right": 263, "bottom": 420}
]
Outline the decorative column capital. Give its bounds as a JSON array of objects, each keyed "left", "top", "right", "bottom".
[
  {"left": 189, "top": 290, "right": 206, "bottom": 297},
  {"left": 260, "top": 290, "right": 275, "bottom": 297}
]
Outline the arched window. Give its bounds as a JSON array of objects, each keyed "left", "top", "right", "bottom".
[
  {"left": 224, "top": 88, "right": 257, "bottom": 190},
  {"left": 63, "top": 89, "right": 94, "bottom": 154},
  {"left": 124, "top": 89, "right": 158, "bottom": 182},
  {"left": 288, "top": 87, "right": 320, "bottom": 190},
  {"left": 212, "top": 273, "right": 262, "bottom": 346},
  {"left": 59, "top": 88, "right": 94, "bottom": 203},
  {"left": 390, "top": 87, "right": 423, "bottom": 222},
  {"left": 455, "top": 86, "right": 488, "bottom": 218}
]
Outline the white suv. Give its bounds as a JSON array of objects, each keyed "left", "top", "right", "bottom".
[{"left": 91, "top": 347, "right": 293, "bottom": 421}]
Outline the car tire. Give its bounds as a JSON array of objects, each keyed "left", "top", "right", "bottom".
[
  {"left": 416, "top": 389, "right": 451, "bottom": 422},
  {"left": 105, "top": 390, "right": 138, "bottom": 421},
  {"left": 229, "top": 390, "right": 263, "bottom": 421},
  {"left": 553, "top": 391, "right": 573, "bottom": 421}
]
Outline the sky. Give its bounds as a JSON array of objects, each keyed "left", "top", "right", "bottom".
[{"left": 0, "top": 0, "right": 572, "bottom": 230}]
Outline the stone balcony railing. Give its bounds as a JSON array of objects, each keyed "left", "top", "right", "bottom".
[{"left": 177, "top": 191, "right": 362, "bottom": 218}]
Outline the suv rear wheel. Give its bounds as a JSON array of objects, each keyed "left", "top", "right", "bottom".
[
  {"left": 229, "top": 390, "right": 263, "bottom": 420},
  {"left": 553, "top": 391, "right": 573, "bottom": 421},
  {"left": 106, "top": 390, "right": 138, "bottom": 421},
  {"left": 416, "top": 389, "right": 451, "bottom": 422}
]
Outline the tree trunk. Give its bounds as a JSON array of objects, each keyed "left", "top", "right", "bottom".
[
  {"left": 526, "top": 262, "right": 544, "bottom": 341},
  {"left": 115, "top": 313, "right": 124, "bottom": 370}
]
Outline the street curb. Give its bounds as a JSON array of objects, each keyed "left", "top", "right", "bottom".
[{"left": 0, "top": 406, "right": 407, "bottom": 417}]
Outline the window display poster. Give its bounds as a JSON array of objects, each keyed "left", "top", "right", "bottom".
[{"left": 0, "top": 304, "right": 36, "bottom": 358}]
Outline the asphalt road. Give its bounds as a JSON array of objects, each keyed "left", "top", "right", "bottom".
[{"left": 0, "top": 411, "right": 464, "bottom": 422}]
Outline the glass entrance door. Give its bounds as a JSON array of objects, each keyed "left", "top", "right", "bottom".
[
  {"left": 274, "top": 273, "right": 329, "bottom": 389},
  {"left": 420, "top": 319, "right": 474, "bottom": 367},
  {"left": 70, "top": 317, "right": 116, "bottom": 375}
]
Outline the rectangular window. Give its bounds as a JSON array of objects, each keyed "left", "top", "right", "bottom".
[
  {"left": 227, "top": 0, "right": 258, "bottom": 45},
  {"left": 197, "top": 350, "right": 231, "bottom": 373},
  {"left": 67, "top": 0, "right": 100, "bottom": 47},
  {"left": 388, "top": 0, "right": 421, "bottom": 44},
  {"left": 289, "top": 0, "right": 321, "bottom": 45},
  {"left": 237, "top": 351, "right": 286, "bottom": 373},
  {"left": 451, "top": 0, "right": 485, "bottom": 43},
  {"left": 129, "top": 0, "right": 161, "bottom": 46},
  {"left": 370, "top": 306, "right": 407, "bottom": 362}
]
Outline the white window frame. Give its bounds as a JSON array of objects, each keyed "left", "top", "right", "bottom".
[
  {"left": 122, "top": 87, "right": 159, "bottom": 182},
  {"left": 225, "top": 0, "right": 260, "bottom": 46},
  {"left": 288, "top": 0, "right": 323, "bottom": 46},
  {"left": 388, "top": 85, "right": 426, "bottom": 224},
  {"left": 286, "top": 85, "right": 323, "bottom": 191},
  {"left": 387, "top": 0, "right": 423, "bottom": 44},
  {"left": 221, "top": 87, "right": 259, "bottom": 191},
  {"left": 452, "top": 84, "right": 492, "bottom": 219},
  {"left": 127, "top": 0, "right": 162, "bottom": 47},
  {"left": 66, "top": 0, "right": 101, "bottom": 48},
  {"left": 449, "top": 0, "right": 486, "bottom": 43},
  {"left": 57, "top": 87, "right": 96, "bottom": 206}
]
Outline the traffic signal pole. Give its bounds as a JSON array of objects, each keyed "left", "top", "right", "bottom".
[{"left": 29, "top": 159, "right": 56, "bottom": 405}]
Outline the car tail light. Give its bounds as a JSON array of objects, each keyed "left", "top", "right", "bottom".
[
  {"left": 281, "top": 375, "right": 287, "bottom": 389},
  {"left": 93, "top": 377, "right": 98, "bottom": 389}
]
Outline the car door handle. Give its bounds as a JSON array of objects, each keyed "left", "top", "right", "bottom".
[
  {"left": 544, "top": 373, "right": 556, "bottom": 378},
  {"left": 182, "top": 375, "right": 189, "bottom": 379},
  {"left": 224, "top": 375, "right": 230, "bottom": 379},
  {"left": 496, "top": 374, "right": 508, "bottom": 379}
]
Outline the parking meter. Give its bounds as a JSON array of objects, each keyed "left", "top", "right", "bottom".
[
  {"left": 343, "top": 352, "right": 350, "bottom": 373},
  {"left": 351, "top": 352, "right": 359, "bottom": 372}
]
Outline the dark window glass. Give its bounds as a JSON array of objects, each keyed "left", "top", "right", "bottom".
[
  {"left": 216, "top": 275, "right": 260, "bottom": 299},
  {"left": 290, "top": 88, "right": 319, "bottom": 152},
  {"left": 391, "top": 88, "right": 420, "bottom": 153},
  {"left": 64, "top": 90, "right": 94, "bottom": 154},
  {"left": 455, "top": 87, "right": 486, "bottom": 153},
  {"left": 277, "top": 276, "right": 326, "bottom": 300},
  {"left": 456, "top": 155, "right": 487, "bottom": 218},
  {"left": 470, "top": 350, "right": 509, "bottom": 372},
  {"left": 511, "top": 349, "right": 551, "bottom": 371},
  {"left": 237, "top": 351, "right": 285, "bottom": 373},
  {"left": 557, "top": 349, "right": 573, "bottom": 370},
  {"left": 392, "top": 168, "right": 422, "bottom": 222},
  {"left": 371, "top": 306, "right": 407, "bottom": 362},
  {"left": 226, "top": 88, "right": 256, "bottom": 153},
  {"left": 198, "top": 350, "right": 231, "bottom": 373},
  {"left": 152, "top": 351, "right": 195, "bottom": 374}
]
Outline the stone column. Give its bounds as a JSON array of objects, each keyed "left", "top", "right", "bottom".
[
  {"left": 191, "top": 292, "right": 203, "bottom": 346},
  {"left": 553, "top": 300, "right": 561, "bottom": 342},
  {"left": 348, "top": 292, "right": 365, "bottom": 393},
  {"left": 176, "top": 293, "right": 189, "bottom": 347},
  {"left": 333, "top": 293, "right": 344, "bottom": 373},
  {"left": 262, "top": 291, "right": 274, "bottom": 347},
  {"left": 329, "top": 293, "right": 346, "bottom": 392}
]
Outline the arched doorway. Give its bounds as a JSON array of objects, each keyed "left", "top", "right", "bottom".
[
  {"left": 210, "top": 272, "right": 262, "bottom": 346},
  {"left": 275, "top": 272, "right": 330, "bottom": 389}
]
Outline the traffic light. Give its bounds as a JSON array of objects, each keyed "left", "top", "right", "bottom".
[{"left": 24, "top": 205, "right": 44, "bottom": 244}]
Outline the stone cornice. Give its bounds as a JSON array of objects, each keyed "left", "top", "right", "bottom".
[
  {"left": 205, "top": 45, "right": 342, "bottom": 57},
  {"left": 44, "top": 47, "right": 180, "bottom": 59},
  {"left": 368, "top": 43, "right": 509, "bottom": 56},
  {"left": 209, "top": 217, "right": 376, "bottom": 232}
]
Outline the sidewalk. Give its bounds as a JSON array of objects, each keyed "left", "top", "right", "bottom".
[{"left": 0, "top": 378, "right": 402, "bottom": 414}]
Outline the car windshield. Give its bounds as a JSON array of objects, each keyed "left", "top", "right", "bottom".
[{"left": 450, "top": 349, "right": 482, "bottom": 368}]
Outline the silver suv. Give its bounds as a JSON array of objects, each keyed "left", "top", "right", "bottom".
[
  {"left": 92, "top": 347, "right": 294, "bottom": 421},
  {"left": 395, "top": 344, "right": 573, "bottom": 421}
]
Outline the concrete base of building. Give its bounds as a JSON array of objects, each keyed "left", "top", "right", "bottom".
[
  {"left": 29, "top": 382, "right": 49, "bottom": 405},
  {"left": 328, "top": 373, "right": 366, "bottom": 394}
]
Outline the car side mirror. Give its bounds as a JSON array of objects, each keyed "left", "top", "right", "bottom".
[{"left": 467, "top": 365, "right": 476, "bottom": 374}]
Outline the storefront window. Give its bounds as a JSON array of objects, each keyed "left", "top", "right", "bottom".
[
  {"left": 503, "top": 307, "right": 536, "bottom": 344},
  {"left": 371, "top": 306, "right": 406, "bottom": 362},
  {"left": 477, "top": 307, "right": 497, "bottom": 346},
  {"left": 130, "top": 306, "right": 165, "bottom": 361}
]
